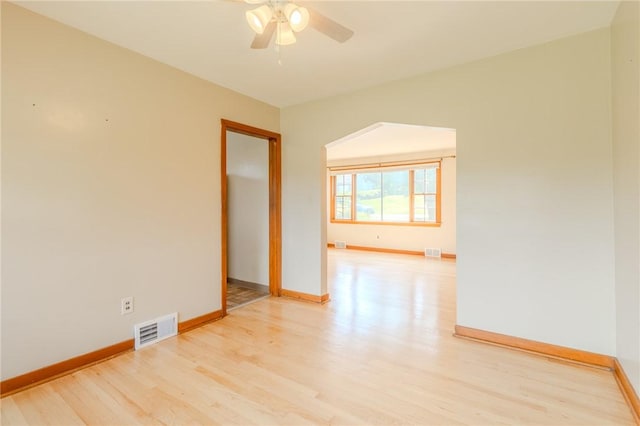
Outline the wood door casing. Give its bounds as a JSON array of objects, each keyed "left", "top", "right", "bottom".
[{"left": 221, "top": 119, "right": 281, "bottom": 316}]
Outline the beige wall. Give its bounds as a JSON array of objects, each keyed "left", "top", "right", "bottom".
[
  {"left": 1, "top": 3, "right": 279, "bottom": 380},
  {"left": 281, "top": 28, "right": 615, "bottom": 355},
  {"left": 612, "top": 1, "right": 640, "bottom": 394},
  {"left": 327, "top": 152, "right": 456, "bottom": 254}
]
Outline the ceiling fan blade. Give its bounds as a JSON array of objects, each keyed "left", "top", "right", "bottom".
[
  {"left": 307, "top": 7, "right": 354, "bottom": 43},
  {"left": 250, "top": 21, "right": 276, "bottom": 49}
]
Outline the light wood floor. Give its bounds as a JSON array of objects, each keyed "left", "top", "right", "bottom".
[{"left": 1, "top": 249, "right": 634, "bottom": 425}]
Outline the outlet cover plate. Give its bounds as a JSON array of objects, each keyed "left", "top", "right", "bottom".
[{"left": 121, "top": 296, "right": 134, "bottom": 315}]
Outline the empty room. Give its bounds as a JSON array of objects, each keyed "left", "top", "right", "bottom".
[{"left": 1, "top": 1, "right": 639, "bottom": 424}]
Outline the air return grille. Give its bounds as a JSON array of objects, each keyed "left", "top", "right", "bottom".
[
  {"left": 138, "top": 323, "right": 157, "bottom": 345},
  {"left": 134, "top": 312, "right": 178, "bottom": 350},
  {"left": 424, "top": 248, "right": 442, "bottom": 258}
]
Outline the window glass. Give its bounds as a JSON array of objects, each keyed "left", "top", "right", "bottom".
[
  {"left": 414, "top": 169, "right": 425, "bottom": 193},
  {"left": 414, "top": 194, "right": 425, "bottom": 221},
  {"left": 332, "top": 163, "right": 439, "bottom": 225},
  {"left": 425, "top": 194, "right": 436, "bottom": 222},
  {"left": 334, "top": 174, "right": 352, "bottom": 220},
  {"left": 426, "top": 168, "right": 437, "bottom": 193},
  {"left": 356, "top": 173, "right": 381, "bottom": 221},
  {"left": 381, "top": 171, "right": 409, "bottom": 222}
]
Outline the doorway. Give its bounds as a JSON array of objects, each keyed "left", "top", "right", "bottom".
[
  {"left": 221, "top": 120, "right": 281, "bottom": 315},
  {"left": 324, "top": 122, "right": 457, "bottom": 303}
]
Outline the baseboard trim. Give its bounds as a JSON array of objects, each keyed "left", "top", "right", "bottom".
[
  {"left": 0, "top": 339, "right": 134, "bottom": 397},
  {"left": 328, "top": 243, "right": 456, "bottom": 259},
  {"left": 454, "top": 325, "right": 615, "bottom": 369},
  {"left": 339, "top": 244, "right": 423, "bottom": 256},
  {"left": 178, "top": 309, "right": 225, "bottom": 333},
  {"left": 281, "top": 289, "right": 330, "bottom": 304},
  {"left": 1, "top": 309, "right": 225, "bottom": 397},
  {"left": 454, "top": 325, "right": 640, "bottom": 423},
  {"left": 614, "top": 358, "right": 640, "bottom": 423}
]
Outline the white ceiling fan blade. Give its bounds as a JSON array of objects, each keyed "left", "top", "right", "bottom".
[
  {"left": 250, "top": 20, "right": 276, "bottom": 49},
  {"left": 307, "top": 7, "right": 354, "bottom": 43}
]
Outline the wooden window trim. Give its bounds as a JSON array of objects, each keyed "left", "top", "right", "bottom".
[
  {"left": 329, "top": 162, "right": 442, "bottom": 227},
  {"left": 409, "top": 169, "right": 415, "bottom": 222},
  {"left": 330, "top": 174, "right": 356, "bottom": 222},
  {"left": 411, "top": 165, "right": 440, "bottom": 224},
  {"left": 331, "top": 221, "right": 442, "bottom": 228}
]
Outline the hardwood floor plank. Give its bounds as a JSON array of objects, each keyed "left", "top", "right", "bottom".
[
  {"left": 0, "top": 396, "right": 29, "bottom": 425},
  {"left": 0, "top": 249, "right": 634, "bottom": 425},
  {"left": 10, "top": 385, "right": 84, "bottom": 425}
]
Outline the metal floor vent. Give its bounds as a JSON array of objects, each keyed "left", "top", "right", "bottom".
[
  {"left": 424, "top": 248, "right": 442, "bottom": 258},
  {"left": 134, "top": 312, "right": 178, "bottom": 350}
]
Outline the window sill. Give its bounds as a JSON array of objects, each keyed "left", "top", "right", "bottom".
[{"left": 330, "top": 220, "right": 441, "bottom": 228}]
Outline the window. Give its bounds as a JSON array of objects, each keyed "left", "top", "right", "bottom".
[
  {"left": 413, "top": 167, "right": 438, "bottom": 222},
  {"left": 330, "top": 162, "right": 441, "bottom": 226},
  {"left": 334, "top": 174, "right": 352, "bottom": 220}
]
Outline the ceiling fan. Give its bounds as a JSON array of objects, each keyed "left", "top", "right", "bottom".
[{"left": 244, "top": 0, "right": 354, "bottom": 49}]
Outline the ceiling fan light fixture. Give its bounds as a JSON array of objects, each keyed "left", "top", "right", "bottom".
[
  {"left": 276, "top": 22, "right": 296, "bottom": 45},
  {"left": 246, "top": 5, "right": 273, "bottom": 34},
  {"left": 283, "top": 3, "right": 309, "bottom": 32},
  {"left": 246, "top": 1, "right": 353, "bottom": 50}
]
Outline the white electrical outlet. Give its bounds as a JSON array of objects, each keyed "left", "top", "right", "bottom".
[{"left": 121, "top": 297, "right": 134, "bottom": 315}]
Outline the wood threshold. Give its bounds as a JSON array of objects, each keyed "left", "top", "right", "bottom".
[
  {"left": 281, "top": 289, "right": 330, "bottom": 304},
  {"left": 614, "top": 358, "right": 640, "bottom": 424},
  {"left": 328, "top": 243, "right": 456, "bottom": 259},
  {"left": 1, "top": 309, "right": 225, "bottom": 397},
  {"left": 454, "top": 325, "right": 615, "bottom": 369}
]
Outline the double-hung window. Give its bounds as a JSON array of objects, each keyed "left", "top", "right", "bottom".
[
  {"left": 334, "top": 174, "right": 353, "bottom": 220},
  {"left": 330, "top": 162, "right": 441, "bottom": 226}
]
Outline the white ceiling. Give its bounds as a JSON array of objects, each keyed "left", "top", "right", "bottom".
[
  {"left": 326, "top": 122, "right": 456, "bottom": 161},
  {"left": 16, "top": 1, "right": 619, "bottom": 108}
]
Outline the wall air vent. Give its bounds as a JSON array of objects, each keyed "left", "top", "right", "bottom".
[
  {"left": 134, "top": 312, "right": 178, "bottom": 350},
  {"left": 424, "top": 248, "right": 442, "bottom": 258},
  {"left": 334, "top": 241, "right": 347, "bottom": 249}
]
